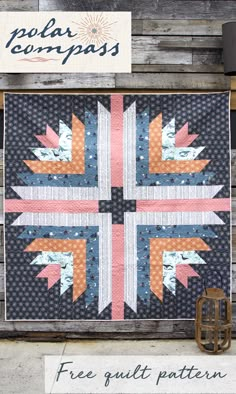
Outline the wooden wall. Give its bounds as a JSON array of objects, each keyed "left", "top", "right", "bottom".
[{"left": 0, "top": 0, "right": 236, "bottom": 339}]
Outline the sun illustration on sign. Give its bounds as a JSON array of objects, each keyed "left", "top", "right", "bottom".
[{"left": 72, "top": 13, "right": 117, "bottom": 46}]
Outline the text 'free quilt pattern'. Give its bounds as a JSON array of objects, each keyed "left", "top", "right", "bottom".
[{"left": 4, "top": 93, "right": 231, "bottom": 320}]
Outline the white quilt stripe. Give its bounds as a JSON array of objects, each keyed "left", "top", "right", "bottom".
[
  {"left": 98, "top": 213, "right": 112, "bottom": 314},
  {"left": 12, "top": 186, "right": 99, "bottom": 200},
  {"left": 97, "top": 102, "right": 111, "bottom": 200},
  {"left": 134, "top": 211, "right": 225, "bottom": 225},
  {"left": 12, "top": 184, "right": 223, "bottom": 201},
  {"left": 123, "top": 102, "right": 136, "bottom": 200},
  {"left": 12, "top": 212, "right": 101, "bottom": 226},
  {"left": 134, "top": 185, "right": 224, "bottom": 200},
  {"left": 124, "top": 212, "right": 137, "bottom": 313}
]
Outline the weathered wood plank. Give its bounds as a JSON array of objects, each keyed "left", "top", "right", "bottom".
[
  {"left": 132, "top": 20, "right": 144, "bottom": 35},
  {"left": 0, "top": 154, "right": 2, "bottom": 187},
  {"left": 132, "top": 36, "right": 192, "bottom": 65},
  {"left": 38, "top": 1, "right": 236, "bottom": 20},
  {"left": 132, "top": 64, "right": 224, "bottom": 73},
  {"left": 230, "top": 77, "right": 236, "bottom": 91},
  {"left": 139, "top": 20, "right": 225, "bottom": 36},
  {"left": 232, "top": 212, "right": 236, "bottom": 227},
  {"left": 0, "top": 225, "right": 3, "bottom": 244},
  {"left": 233, "top": 265, "right": 236, "bottom": 294},
  {"left": 193, "top": 49, "right": 223, "bottom": 65},
  {"left": 231, "top": 92, "right": 236, "bottom": 111},
  {"left": 0, "top": 186, "right": 3, "bottom": 225},
  {"left": 159, "top": 37, "right": 223, "bottom": 49},
  {"left": 232, "top": 189, "right": 236, "bottom": 199},
  {"left": 0, "top": 247, "right": 4, "bottom": 263},
  {"left": 0, "top": 0, "right": 38, "bottom": 11},
  {"left": 0, "top": 264, "right": 3, "bottom": 301},
  {"left": 0, "top": 188, "right": 3, "bottom": 213},
  {"left": 232, "top": 151, "right": 236, "bottom": 187},
  {"left": 233, "top": 228, "right": 236, "bottom": 260},
  {"left": 0, "top": 74, "right": 116, "bottom": 90},
  {"left": 115, "top": 73, "right": 230, "bottom": 90}
]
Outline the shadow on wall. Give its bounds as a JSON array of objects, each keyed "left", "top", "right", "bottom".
[{"left": 0, "top": 109, "right": 235, "bottom": 150}]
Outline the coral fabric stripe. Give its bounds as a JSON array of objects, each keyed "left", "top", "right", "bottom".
[
  {"left": 36, "top": 264, "right": 60, "bottom": 289},
  {"left": 176, "top": 265, "right": 200, "bottom": 288},
  {"left": 137, "top": 198, "right": 230, "bottom": 212},
  {"left": 150, "top": 238, "right": 163, "bottom": 301},
  {"left": 24, "top": 114, "right": 85, "bottom": 174},
  {"left": 149, "top": 113, "right": 162, "bottom": 172},
  {"left": 73, "top": 240, "right": 86, "bottom": 302},
  {"left": 35, "top": 125, "right": 59, "bottom": 148},
  {"left": 5, "top": 200, "right": 99, "bottom": 213},
  {"left": 25, "top": 238, "right": 86, "bottom": 252},
  {"left": 112, "top": 224, "right": 124, "bottom": 320},
  {"left": 111, "top": 95, "right": 123, "bottom": 186},
  {"left": 152, "top": 159, "right": 210, "bottom": 174},
  {"left": 150, "top": 238, "right": 211, "bottom": 254},
  {"left": 175, "top": 122, "right": 199, "bottom": 147}
]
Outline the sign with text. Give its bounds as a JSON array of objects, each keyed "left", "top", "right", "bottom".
[
  {"left": 45, "top": 355, "right": 236, "bottom": 394},
  {"left": 0, "top": 12, "right": 131, "bottom": 73}
]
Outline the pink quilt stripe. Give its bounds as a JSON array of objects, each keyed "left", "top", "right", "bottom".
[
  {"left": 176, "top": 265, "right": 200, "bottom": 288},
  {"left": 111, "top": 95, "right": 123, "bottom": 187},
  {"left": 36, "top": 264, "right": 61, "bottom": 289},
  {"left": 175, "top": 122, "right": 199, "bottom": 147},
  {"left": 5, "top": 200, "right": 99, "bottom": 213},
  {"left": 137, "top": 198, "right": 230, "bottom": 212},
  {"left": 112, "top": 224, "right": 124, "bottom": 320},
  {"left": 35, "top": 125, "right": 59, "bottom": 148}
]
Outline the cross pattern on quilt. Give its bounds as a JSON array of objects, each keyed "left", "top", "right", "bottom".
[{"left": 5, "top": 93, "right": 231, "bottom": 320}]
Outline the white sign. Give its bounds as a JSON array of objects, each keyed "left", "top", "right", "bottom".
[
  {"left": 45, "top": 355, "right": 236, "bottom": 394},
  {"left": 0, "top": 12, "right": 131, "bottom": 73}
]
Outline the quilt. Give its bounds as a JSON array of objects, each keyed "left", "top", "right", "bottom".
[{"left": 4, "top": 93, "right": 231, "bottom": 320}]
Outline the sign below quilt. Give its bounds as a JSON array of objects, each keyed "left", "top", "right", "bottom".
[{"left": 4, "top": 93, "right": 231, "bottom": 321}]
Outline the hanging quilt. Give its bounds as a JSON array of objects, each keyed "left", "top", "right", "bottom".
[{"left": 4, "top": 93, "right": 231, "bottom": 320}]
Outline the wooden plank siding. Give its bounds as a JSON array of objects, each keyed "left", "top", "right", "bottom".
[
  {"left": 38, "top": 1, "right": 236, "bottom": 20},
  {"left": 0, "top": 1, "right": 38, "bottom": 11},
  {"left": 134, "top": 20, "right": 226, "bottom": 36},
  {"left": 0, "top": 0, "right": 236, "bottom": 338}
]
